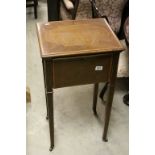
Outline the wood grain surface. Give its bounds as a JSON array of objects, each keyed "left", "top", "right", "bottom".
[{"left": 37, "top": 18, "right": 124, "bottom": 58}]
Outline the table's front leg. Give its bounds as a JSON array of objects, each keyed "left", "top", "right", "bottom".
[
  {"left": 44, "top": 60, "right": 54, "bottom": 151},
  {"left": 103, "top": 53, "right": 120, "bottom": 141},
  {"left": 42, "top": 60, "right": 49, "bottom": 120}
]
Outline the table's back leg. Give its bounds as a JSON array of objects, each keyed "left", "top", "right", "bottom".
[
  {"left": 44, "top": 60, "right": 54, "bottom": 151},
  {"left": 93, "top": 83, "right": 99, "bottom": 115},
  {"left": 103, "top": 53, "right": 119, "bottom": 142},
  {"left": 99, "top": 82, "right": 108, "bottom": 101}
]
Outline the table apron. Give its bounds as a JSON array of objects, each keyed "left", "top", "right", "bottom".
[{"left": 51, "top": 54, "right": 113, "bottom": 88}]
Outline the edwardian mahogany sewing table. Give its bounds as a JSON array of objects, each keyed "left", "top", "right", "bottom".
[{"left": 37, "top": 18, "right": 124, "bottom": 151}]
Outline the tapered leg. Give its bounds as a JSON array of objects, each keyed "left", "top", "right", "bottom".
[
  {"left": 42, "top": 60, "right": 49, "bottom": 120},
  {"left": 102, "top": 53, "right": 120, "bottom": 142},
  {"left": 44, "top": 60, "right": 54, "bottom": 151},
  {"left": 47, "top": 91, "right": 54, "bottom": 151},
  {"left": 93, "top": 83, "right": 99, "bottom": 115},
  {"left": 102, "top": 84, "right": 115, "bottom": 141},
  {"left": 99, "top": 82, "right": 108, "bottom": 101}
]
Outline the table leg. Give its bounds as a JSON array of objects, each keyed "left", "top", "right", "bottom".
[
  {"left": 42, "top": 60, "right": 49, "bottom": 120},
  {"left": 103, "top": 83, "right": 115, "bottom": 141},
  {"left": 102, "top": 54, "right": 119, "bottom": 142},
  {"left": 99, "top": 82, "right": 108, "bottom": 101},
  {"left": 47, "top": 91, "right": 54, "bottom": 151},
  {"left": 93, "top": 83, "right": 99, "bottom": 115},
  {"left": 44, "top": 60, "right": 54, "bottom": 151}
]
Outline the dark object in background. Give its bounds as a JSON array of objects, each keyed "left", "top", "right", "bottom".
[
  {"left": 90, "top": 0, "right": 129, "bottom": 101},
  {"left": 26, "top": 0, "right": 38, "bottom": 19},
  {"left": 61, "top": 0, "right": 80, "bottom": 19}
]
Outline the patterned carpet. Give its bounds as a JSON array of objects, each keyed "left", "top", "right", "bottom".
[{"left": 60, "top": 0, "right": 129, "bottom": 77}]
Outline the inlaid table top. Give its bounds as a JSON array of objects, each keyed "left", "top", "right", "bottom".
[{"left": 37, "top": 18, "right": 124, "bottom": 58}]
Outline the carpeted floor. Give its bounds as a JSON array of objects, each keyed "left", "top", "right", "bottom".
[{"left": 26, "top": 1, "right": 129, "bottom": 155}]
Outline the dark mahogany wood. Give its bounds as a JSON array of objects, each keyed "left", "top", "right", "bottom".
[
  {"left": 53, "top": 54, "right": 112, "bottom": 88},
  {"left": 44, "top": 60, "right": 54, "bottom": 151},
  {"left": 37, "top": 18, "right": 124, "bottom": 58},
  {"left": 99, "top": 82, "right": 108, "bottom": 101},
  {"left": 103, "top": 53, "right": 119, "bottom": 141},
  {"left": 93, "top": 83, "right": 99, "bottom": 115},
  {"left": 42, "top": 59, "right": 50, "bottom": 120},
  {"left": 37, "top": 18, "right": 124, "bottom": 151}
]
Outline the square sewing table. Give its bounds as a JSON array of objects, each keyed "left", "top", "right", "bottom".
[{"left": 37, "top": 18, "right": 124, "bottom": 151}]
